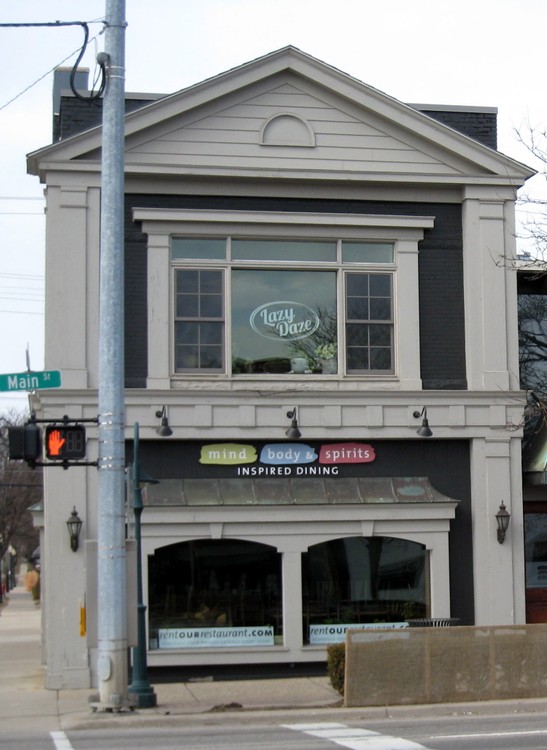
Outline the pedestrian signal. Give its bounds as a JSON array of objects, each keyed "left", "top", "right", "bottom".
[
  {"left": 8, "top": 423, "right": 42, "bottom": 465},
  {"left": 45, "top": 424, "right": 86, "bottom": 460}
]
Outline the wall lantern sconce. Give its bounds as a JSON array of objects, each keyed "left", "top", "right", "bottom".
[
  {"left": 66, "top": 507, "right": 83, "bottom": 552},
  {"left": 285, "top": 408, "right": 302, "bottom": 439},
  {"left": 155, "top": 406, "right": 173, "bottom": 437},
  {"left": 413, "top": 407, "right": 433, "bottom": 437},
  {"left": 496, "top": 502, "right": 511, "bottom": 544}
]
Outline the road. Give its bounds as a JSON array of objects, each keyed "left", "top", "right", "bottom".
[{"left": 2, "top": 710, "right": 547, "bottom": 750}]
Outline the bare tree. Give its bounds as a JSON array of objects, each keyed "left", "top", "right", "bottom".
[
  {"left": 519, "top": 294, "right": 547, "bottom": 397},
  {"left": 0, "top": 411, "right": 41, "bottom": 565},
  {"left": 515, "top": 123, "right": 547, "bottom": 267}
]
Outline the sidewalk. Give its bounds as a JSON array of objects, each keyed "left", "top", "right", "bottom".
[
  {"left": 4, "top": 582, "right": 547, "bottom": 733},
  {"left": 0, "top": 583, "right": 341, "bottom": 731},
  {"left": 0, "top": 583, "right": 65, "bottom": 733}
]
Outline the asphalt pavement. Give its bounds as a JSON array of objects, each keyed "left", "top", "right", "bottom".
[{"left": 4, "top": 579, "right": 547, "bottom": 733}]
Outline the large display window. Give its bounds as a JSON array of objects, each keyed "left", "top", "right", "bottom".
[
  {"left": 145, "top": 534, "right": 429, "bottom": 650},
  {"left": 231, "top": 268, "right": 336, "bottom": 373},
  {"left": 148, "top": 539, "right": 282, "bottom": 649},
  {"left": 302, "top": 537, "right": 427, "bottom": 643}
]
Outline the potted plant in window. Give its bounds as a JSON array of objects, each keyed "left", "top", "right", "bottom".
[{"left": 315, "top": 343, "right": 337, "bottom": 374}]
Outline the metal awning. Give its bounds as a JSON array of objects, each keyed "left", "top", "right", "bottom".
[{"left": 144, "top": 476, "right": 458, "bottom": 507}]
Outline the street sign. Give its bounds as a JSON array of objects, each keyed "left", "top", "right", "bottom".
[{"left": 0, "top": 370, "right": 62, "bottom": 392}]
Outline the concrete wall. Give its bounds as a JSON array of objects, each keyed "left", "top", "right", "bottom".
[{"left": 345, "top": 625, "right": 547, "bottom": 706}]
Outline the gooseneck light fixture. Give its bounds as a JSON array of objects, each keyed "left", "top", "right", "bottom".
[
  {"left": 496, "top": 502, "right": 511, "bottom": 544},
  {"left": 413, "top": 407, "right": 433, "bottom": 437},
  {"left": 285, "top": 408, "right": 302, "bottom": 439},
  {"left": 66, "top": 507, "right": 83, "bottom": 552},
  {"left": 155, "top": 406, "right": 173, "bottom": 437}
]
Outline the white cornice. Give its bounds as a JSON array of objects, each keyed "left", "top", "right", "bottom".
[{"left": 28, "top": 46, "right": 535, "bottom": 185}]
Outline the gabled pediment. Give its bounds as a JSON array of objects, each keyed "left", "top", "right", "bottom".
[{"left": 28, "top": 46, "right": 534, "bottom": 186}]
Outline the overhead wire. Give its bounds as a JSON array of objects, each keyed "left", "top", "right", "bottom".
[
  {"left": 0, "top": 197, "right": 45, "bottom": 215},
  {"left": 0, "top": 269, "right": 44, "bottom": 317},
  {"left": 0, "top": 19, "right": 107, "bottom": 112}
]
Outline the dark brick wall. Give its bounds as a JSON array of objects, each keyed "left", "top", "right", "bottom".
[
  {"left": 124, "top": 195, "right": 466, "bottom": 391},
  {"left": 125, "top": 197, "right": 149, "bottom": 388},
  {"left": 415, "top": 108, "right": 497, "bottom": 149},
  {"left": 54, "top": 96, "right": 154, "bottom": 141}
]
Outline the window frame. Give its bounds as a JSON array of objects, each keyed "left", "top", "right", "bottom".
[
  {"left": 134, "top": 208, "right": 433, "bottom": 389},
  {"left": 174, "top": 248, "right": 396, "bottom": 376},
  {"left": 174, "top": 267, "right": 225, "bottom": 372}
]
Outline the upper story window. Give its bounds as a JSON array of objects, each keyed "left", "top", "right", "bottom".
[
  {"left": 172, "top": 238, "right": 394, "bottom": 376},
  {"left": 135, "top": 208, "right": 433, "bottom": 390}
]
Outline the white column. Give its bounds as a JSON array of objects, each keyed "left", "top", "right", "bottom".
[
  {"left": 146, "top": 233, "right": 171, "bottom": 388},
  {"left": 427, "top": 533, "right": 451, "bottom": 617},
  {"left": 282, "top": 550, "right": 303, "bottom": 650},
  {"left": 462, "top": 188, "right": 517, "bottom": 391},
  {"left": 396, "top": 238, "right": 422, "bottom": 389},
  {"left": 46, "top": 185, "right": 95, "bottom": 388},
  {"left": 43, "top": 464, "right": 91, "bottom": 688},
  {"left": 471, "top": 436, "right": 525, "bottom": 624}
]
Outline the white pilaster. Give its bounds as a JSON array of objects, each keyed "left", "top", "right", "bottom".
[
  {"left": 471, "top": 436, "right": 524, "bottom": 624},
  {"left": 146, "top": 233, "right": 171, "bottom": 388}
]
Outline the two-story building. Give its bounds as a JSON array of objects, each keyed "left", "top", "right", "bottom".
[{"left": 28, "top": 47, "right": 533, "bottom": 689}]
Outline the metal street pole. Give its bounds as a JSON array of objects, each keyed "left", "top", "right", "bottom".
[
  {"left": 128, "top": 423, "right": 157, "bottom": 707},
  {"left": 96, "top": 0, "right": 128, "bottom": 709}
]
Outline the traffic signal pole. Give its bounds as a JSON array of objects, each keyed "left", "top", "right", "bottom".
[{"left": 96, "top": 0, "right": 128, "bottom": 710}]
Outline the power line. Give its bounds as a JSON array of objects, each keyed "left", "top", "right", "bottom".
[
  {"left": 0, "top": 309, "right": 43, "bottom": 316},
  {"left": 0, "top": 296, "right": 44, "bottom": 302},
  {"left": 0, "top": 19, "right": 106, "bottom": 112},
  {"left": 0, "top": 273, "right": 45, "bottom": 281}
]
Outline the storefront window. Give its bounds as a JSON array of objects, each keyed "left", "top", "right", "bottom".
[
  {"left": 525, "top": 514, "right": 547, "bottom": 588},
  {"left": 172, "top": 238, "right": 394, "bottom": 376},
  {"left": 148, "top": 539, "right": 282, "bottom": 649},
  {"left": 302, "top": 537, "right": 427, "bottom": 644}
]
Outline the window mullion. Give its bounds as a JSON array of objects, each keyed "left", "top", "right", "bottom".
[{"left": 225, "top": 267, "right": 231, "bottom": 375}]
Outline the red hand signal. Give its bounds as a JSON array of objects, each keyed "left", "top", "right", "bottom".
[{"left": 47, "top": 429, "right": 66, "bottom": 457}]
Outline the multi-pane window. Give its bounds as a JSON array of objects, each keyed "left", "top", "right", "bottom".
[
  {"left": 175, "top": 269, "right": 224, "bottom": 370},
  {"left": 172, "top": 238, "right": 395, "bottom": 376},
  {"left": 346, "top": 273, "right": 393, "bottom": 372}
]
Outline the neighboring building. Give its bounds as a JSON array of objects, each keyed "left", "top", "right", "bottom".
[
  {"left": 27, "top": 47, "right": 533, "bottom": 689},
  {"left": 517, "top": 264, "right": 547, "bottom": 622}
]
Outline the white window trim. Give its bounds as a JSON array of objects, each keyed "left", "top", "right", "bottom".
[{"left": 134, "top": 208, "right": 434, "bottom": 390}]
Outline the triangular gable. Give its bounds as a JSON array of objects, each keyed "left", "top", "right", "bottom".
[{"left": 28, "top": 46, "right": 534, "bottom": 185}]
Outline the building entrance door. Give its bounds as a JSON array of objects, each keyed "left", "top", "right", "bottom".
[{"left": 524, "top": 503, "right": 547, "bottom": 622}]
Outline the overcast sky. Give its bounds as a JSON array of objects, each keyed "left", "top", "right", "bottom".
[{"left": 1, "top": 0, "right": 546, "bottom": 412}]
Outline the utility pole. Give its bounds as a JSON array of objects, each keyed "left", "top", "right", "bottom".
[{"left": 96, "top": 0, "right": 128, "bottom": 709}]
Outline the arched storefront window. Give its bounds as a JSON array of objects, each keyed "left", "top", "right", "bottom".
[
  {"left": 302, "top": 537, "right": 427, "bottom": 644},
  {"left": 148, "top": 539, "right": 282, "bottom": 649}
]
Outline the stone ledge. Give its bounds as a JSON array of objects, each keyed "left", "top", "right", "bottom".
[{"left": 345, "top": 624, "right": 547, "bottom": 706}]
